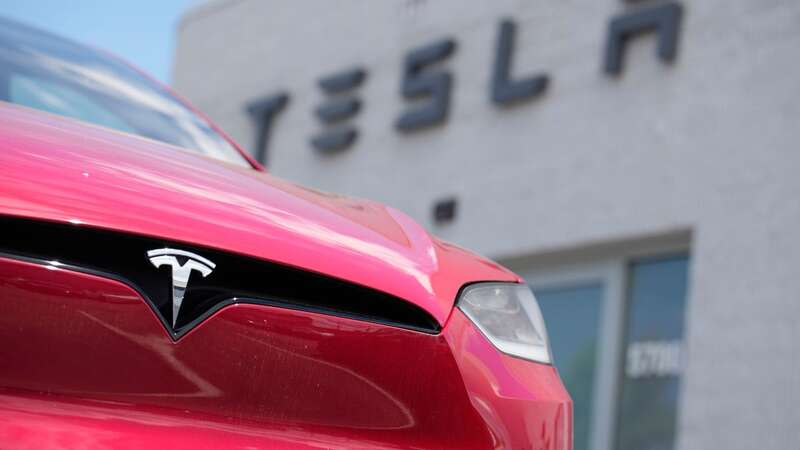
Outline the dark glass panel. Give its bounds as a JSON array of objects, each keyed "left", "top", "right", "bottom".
[{"left": 617, "top": 255, "right": 689, "bottom": 450}]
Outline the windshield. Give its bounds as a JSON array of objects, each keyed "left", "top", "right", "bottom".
[{"left": 0, "top": 17, "right": 251, "bottom": 168}]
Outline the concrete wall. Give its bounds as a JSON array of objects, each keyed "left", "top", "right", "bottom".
[{"left": 173, "top": 1, "right": 800, "bottom": 448}]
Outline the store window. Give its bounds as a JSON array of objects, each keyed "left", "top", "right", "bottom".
[
  {"left": 616, "top": 255, "right": 688, "bottom": 450},
  {"left": 521, "top": 251, "right": 690, "bottom": 450}
]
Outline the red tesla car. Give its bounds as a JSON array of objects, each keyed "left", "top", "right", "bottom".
[{"left": 0, "top": 18, "right": 571, "bottom": 449}]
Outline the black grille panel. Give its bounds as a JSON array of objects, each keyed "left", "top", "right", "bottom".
[{"left": 0, "top": 216, "right": 440, "bottom": 338}]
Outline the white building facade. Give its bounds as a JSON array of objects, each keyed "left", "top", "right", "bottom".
[{"left": 173, "top": 1, "right": 800, "bottom": 449}]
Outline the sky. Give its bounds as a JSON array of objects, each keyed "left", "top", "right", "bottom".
[{"left": 0, "top": 0, "right": 198, "bottom": 83}]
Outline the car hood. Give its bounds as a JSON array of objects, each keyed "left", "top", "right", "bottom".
[{"left": 0, "top": 104, "right": 518, "bottom": 326}]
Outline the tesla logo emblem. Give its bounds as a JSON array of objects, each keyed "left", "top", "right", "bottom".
[{"left": 147, "top": 248, "right": 216, "bottom": 327}]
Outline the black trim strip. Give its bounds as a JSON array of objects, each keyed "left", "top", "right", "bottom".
[{"left": 0, "top": 216, "right": 440, "bottom": 339}]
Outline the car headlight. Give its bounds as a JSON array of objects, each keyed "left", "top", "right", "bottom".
[{"left": 458, "top": 282, "right": 551, "bottom": 364}]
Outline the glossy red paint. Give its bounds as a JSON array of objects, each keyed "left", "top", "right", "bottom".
[
  {"left": 0, "top": 50, "right": 571, "bottom": 446},
  {"left": 445, "top": 309, "right": 573, "bottom": 450},
  {"left": 0, "top": 256, "right": 570, "bottom": 449},
  {"left": 0, "top": 103, "right": 517, "bottom": 327}
]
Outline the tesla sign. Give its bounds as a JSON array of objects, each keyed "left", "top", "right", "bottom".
[{"left": 247, "top": 1, "right": 684, "bottom": 163}]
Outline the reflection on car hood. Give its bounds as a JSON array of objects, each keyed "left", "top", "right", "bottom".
[{"left": 0, "top": 103, "right": 517, "bottom": 325}]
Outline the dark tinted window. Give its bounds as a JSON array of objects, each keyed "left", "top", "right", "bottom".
[
  {"left": 617, "top": 255, "right": 689, "bottom": 450},
  {"left": 0, "top": 17, "right": 250, "bottom": 168}
]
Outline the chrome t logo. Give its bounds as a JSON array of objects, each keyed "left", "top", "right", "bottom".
[{"left": 147, "top": 248, "right": 216, "bottom": 327}]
